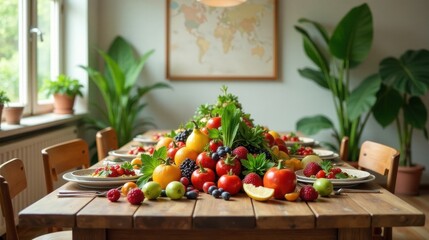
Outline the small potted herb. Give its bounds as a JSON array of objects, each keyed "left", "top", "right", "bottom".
[{"left": 43, "top": 74, "right": 83, "bottom": 114}]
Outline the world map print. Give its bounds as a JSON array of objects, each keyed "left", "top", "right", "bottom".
[{"left": 167, "top": 0, "right": 277, "bottom": 79}]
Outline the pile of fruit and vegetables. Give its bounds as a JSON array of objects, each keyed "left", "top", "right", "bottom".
[{"left": 108, "top": 86, "right": 334, "bottom": 204}]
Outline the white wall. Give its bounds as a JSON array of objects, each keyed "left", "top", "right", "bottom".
[{"left": 90, "top": 0, "right": 429, "bottom": 183}]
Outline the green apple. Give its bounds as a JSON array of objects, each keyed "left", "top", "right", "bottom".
[
  {"left": 313, "top": 178, "right": 333, "bottom": 197},
  {"left": 142, "top": 181, "right": 162, "bottom": 200},
  {"left": 165, "top": 181, "right": 185, "bottom": 200}
]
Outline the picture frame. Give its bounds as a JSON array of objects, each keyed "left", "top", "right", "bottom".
[{"left": 166, "top": 0, "right": 278, "bottom": 80}]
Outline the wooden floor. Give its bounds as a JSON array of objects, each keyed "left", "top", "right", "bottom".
[{"left": 3, "top": 188, "right": 429, "bottom": 240}]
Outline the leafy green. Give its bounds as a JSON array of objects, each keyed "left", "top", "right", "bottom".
[
  {"left": 136, "top": 146, "right": 167, "bottom": 187},
  {"left": 221, "top": 104, "right": 241, "bottom": 148},
  {"left": 241, "top": 153, "right": 274, "bottom": 176}
]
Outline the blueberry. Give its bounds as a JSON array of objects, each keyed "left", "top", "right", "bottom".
[
  {"left": 224, "top": 146, "right": 231, "bottom": 153},
  {"left": 217, "top": 149, "right": 226, "bottom": 157},
  {"left": 221, "top": 191, "right": 231, "bottom": 200},
  {"left": 208, "top": 185, "right": 218, "bottom": 194},
  {"left": 218, "top": 188, "right": 224, "bottom": 193},
  {"left": 211, "top": 152, "right": 220, "bottom": 161},
  {"left": 160, "top": 189, "right": 167, "bottom": 197},
  {"left": 212, "top": 189, "right": 221, "bottom": 198},
  {"left": 186, "top": 191, "right": 198, "bottom": 199}
]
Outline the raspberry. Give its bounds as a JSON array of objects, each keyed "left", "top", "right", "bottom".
[
  {"left": 242, "top": 173, "right": 263, "bottom": 187},
  {"left": 299, "top": 185, "right": 319, "bottom": 201},
  {"left": 107, "top": 188, "right": 121, "bottom": 202},
  {"left": 127, "top": 188, "right": 144, "bottom": 205},
  {"left": 303, "top": 162, "right": 322, "bottom": 177}
]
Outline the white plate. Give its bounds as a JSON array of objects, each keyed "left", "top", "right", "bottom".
[
  {"left": 70, "top": 169, "right": 141, "bottom": 181},
  {"left": 292, "top": 153, "right": 339, "bottom": 160},
  {"left": 296, "top": 168, "right": 371, "bottom": 182},
  {"left": 284, "top": 137, "right": 315, "bottom": 147},
  {"left": 133, "top": 135, "right": 158, "bottom": 145},
  {"left": 313, "top": 149, "right": 334, "bottom": 157},
  {"left": 108, "top": 150, "right": 144, "bottom": 161},
  {"left": 297, "top": 174, "right": 376, "bottom": 188},
  {"left": 63, "top": 172, "right": 137, "bottom": 189}
]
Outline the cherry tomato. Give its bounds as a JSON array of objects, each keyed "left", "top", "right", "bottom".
[
  {"left": 215, "top": 156, "right": 241, "bottom": 177},
  {"left": 209, "top": 140, "right": 223, "bottom": 153},
  {"left": 167, "top": 147, "right": 179, "bottom": 159},
  {"left": 206, "top": 116, "right": 221, "bottom": 129},
  {"left": 263, "top": 160, "right": 297, "bottom": 199},
  {"left": 196, "top": 151, "right": 216, "bottom": 170},
  {"left": 191, "top": 165, "right": 216, "bottom": 191},
  {"left": 202, "top": 181, "right": 216, "bottom": 193},
  {"left": 217, "top": 172, "right": 242, "bottom": 195}
]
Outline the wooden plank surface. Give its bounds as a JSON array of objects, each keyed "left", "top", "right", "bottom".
[
  {"left": 252, "top": 198, "right": 315, "bottom": 229},
  {"left": 193, "top": 193, "right": 255, "bottom": 229},
  {"left": 134, "top": 196, "right": 196, "bottom": 229},
  {"left": 308, "top": 194, "right": 371, "bottom": 228},
  {"left": 76, "top": 195, "right": 138, "bottom": 229},
  {"left": 351, "top": 188, "right": 426, "bottom": 227}
]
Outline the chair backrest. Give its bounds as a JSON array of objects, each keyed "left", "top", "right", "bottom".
[
  {"left": 358, "top": 140, "right": 400, "bottom": 193},
  {"left": 0, "top": 158, "right": 27, "bottom": 240},
  {"left": 96, "top": 127, "right": 118, "bottom": 161},
  {"left": 42, "top": 138, "right": 90, "bottom": 193},
  {"left": 339, "top": 136, "right": 349, "bottom": 161}
]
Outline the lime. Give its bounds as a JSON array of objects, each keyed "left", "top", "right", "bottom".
[
  {"left": 301, "top": 155, "right": 322, "bottom": 168},
  {"left": 243, "top": 183, "right": 274, "bottom": 201}
]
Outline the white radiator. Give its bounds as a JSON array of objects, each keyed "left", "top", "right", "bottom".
[{"left": 0, "top": 125, "right": 78, "bottom": 235}]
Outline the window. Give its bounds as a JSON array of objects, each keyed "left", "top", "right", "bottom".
[{"left": 0, "top": 0, "right": 62, "bottom": 115}]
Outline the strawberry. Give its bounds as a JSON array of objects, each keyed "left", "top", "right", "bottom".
[
  {"left": 315, "top": 170, "right": 326, "bottom": 178},
  {"left": 299, "top": 185, "right": 318, "bottom": 201},
  {"left": 242, "top": 173, "right": 263, "bottom": 187},
  {"left": 303, "top": 162, "right": 322, "bottom": 177},
  {"left": 127, "top": 188, "right": 144, "bottom": 205},
  {"left": 107, "top": 188, "right": 121, "bottom": 202},
  {"left": 232, "top": 146, "right": 248, "bottom": 160}
]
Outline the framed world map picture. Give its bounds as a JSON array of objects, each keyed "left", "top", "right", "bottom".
[{"left": 166, "top": 0, "right": 278, "bottom": 80}]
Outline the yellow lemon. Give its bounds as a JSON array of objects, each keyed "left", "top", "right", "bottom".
[
  {"left": 243, "top": 183, "right": 274, "bottom": 201},
  {"left": 301, "top": 155, "right": 322, "bottom": 168},
  {"left": 130, "top": 158, "right": 142, "bottom": 169},
  {"left": 268, "top": 130, "right": 280, "bottom": 139}
]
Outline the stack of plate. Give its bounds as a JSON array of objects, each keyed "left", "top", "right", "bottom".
[
  {"left": 133, "top": 135, "right": 158, "bottom": 145},
  {"left": 295, "top": 168, "right": 376, "bottom": 188},
  {"left": 63, "top": 169, "right": 141, "bottom": 189},
  {"left": 284, "top": 137, "right": 315, "bottom": 147}
]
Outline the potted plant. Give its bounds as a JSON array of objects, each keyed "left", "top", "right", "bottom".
[
  {"left": 373, "top": 49, "right": 429, "bottom": 195},
  {"left": 80, "top": 36, "right": 171, "bottom": 147},
  {"left": 294, "top": 3, "right": 381, "bottom": 161},
  {"left": 4, "top": 105, "right": 25, "bottom": 125},
  {"left": 0, "top": 90, "right": 11, "bottom": 128},
  {"left": 43, "top": 74, "right": 83, "bottom": 114}
]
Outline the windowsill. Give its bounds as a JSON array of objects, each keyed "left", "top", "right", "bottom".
[{"left": 0, "top": 111, "right": 87, "bottom": 140}]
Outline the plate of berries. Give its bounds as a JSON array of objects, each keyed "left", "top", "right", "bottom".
[
  {"left": 70, "top": 164, "right": 141, "bottom": 181},
  {"left": 109, "top": 148, "right": 150, "bottom": 161},
  {"left": 282, "top": 134, "right": 315, "bottom": 147},
  {"left": 296, "top": 167, "right": 371, "bottom": 183}
]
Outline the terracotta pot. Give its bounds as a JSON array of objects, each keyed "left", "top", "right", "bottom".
[
  {"left": 4, "top": 106, "right": 24, "bottom": 124},
  {"left": 395, "top": 164, "right": 425, "bottom": 195},
  {"left": 53, "top": 94, "right": 76, "bottom": 114}
]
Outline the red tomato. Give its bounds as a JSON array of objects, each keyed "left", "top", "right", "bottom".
[
  {"left": 191, "top": 166, "right": 216, "bottom": 191},
  {"left": 215, "top": 156, "right": 241, "bottom": 177},
  {"left": 209, "top": 140, "right": 223, "bottom": 153},
  {"left": 263, "top": 161, "right": 297, "bottom": 199},
  {"left": 206, "top": 117, "right": 222, "bottom": 129},
  {"left": 217, "top": 173, "right": 242, "bottom": 195},
  {"left": 196, "top": 152, "right": 216, "bottom": 170},
  {"left": 202, "top": 181, "right": 216, "bottom": 193},
  {"left": 167, "top": 147, "right": 179, "bottom": 159}
]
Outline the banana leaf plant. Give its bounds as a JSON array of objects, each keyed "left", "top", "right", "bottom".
[
  {"left": 373, "top": 49, "right": 429, "bottom": 166},
  {"left": 80, "top": 36, "right": 171, "bottom": 147},
  {"left": 294, "top": 3, "right": 381, "bottom": 161}
]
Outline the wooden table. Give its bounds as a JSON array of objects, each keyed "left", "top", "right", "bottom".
[{"left": 19, "top": 137, "right": 425, "bottom": 240}]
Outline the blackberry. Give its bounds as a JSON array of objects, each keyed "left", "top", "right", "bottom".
[
  {"left": 174, "top": 129, "right": 192, "bottom": 142},
  {"left": 246, "top": 145, "right": 272, "bottom": 160},
  {"left": 180, "top": 158, "right": 197, "bottom": 180}
]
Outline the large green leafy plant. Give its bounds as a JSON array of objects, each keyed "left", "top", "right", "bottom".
[
  {"left": 81, "top": 36, "right": 170, "bottom": 146},
  {"left": 294, "top": 3, "right": 381, "bottom": 160},
  {"left": 373, "top": 49, "right": 429, "bottom": 166}
]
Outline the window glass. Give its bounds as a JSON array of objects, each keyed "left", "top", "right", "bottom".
[{"left": 37, "top": 0, "right": 52, "bottom": 103}]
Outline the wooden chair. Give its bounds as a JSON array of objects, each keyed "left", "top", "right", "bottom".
[
  {"left": 339, "top": 136, "right": 349, "bottom": 161},
  {"left": 358, "top": 140, "right": 400, "bottom": 240},
  {"left": 96, "top": 127, "right": 118, "bottom": 161},
  {"left": 41, "top": 138, "right": 90, "bottom": 194},
  {"left": 0, "top": 158, "right": 71, "bottom": 240}
]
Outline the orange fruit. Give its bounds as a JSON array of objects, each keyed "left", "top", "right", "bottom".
[
  {"left": 155, "top": 137, "right": 174, "bottom": 150},
  {"left": 130, "top": 158, "right": 142, "bottom": 169},
  {"left": 174, "top": 147, "right": 198, "bottom": 166},
  {"left": 285, "top": 191, "right": 300, "bottom": 202},
  {"left": 121, "top": 182, "right": 138, "bottom": 196}
]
